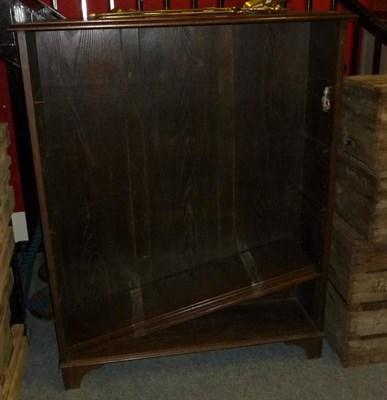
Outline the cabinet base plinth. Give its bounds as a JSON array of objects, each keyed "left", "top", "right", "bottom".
[
  {"left": 62, "top": 364, "right": 103, "bottom": 390},
  {"left": 61, "top": 298, "right": 323, "bottom": 389},
  {"left": 285, "top": 337, "right": 323, "bottom": 359}
]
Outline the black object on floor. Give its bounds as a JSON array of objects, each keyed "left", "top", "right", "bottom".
[{"left": 28, "top": 286, "right": 53, "bottom": 320}]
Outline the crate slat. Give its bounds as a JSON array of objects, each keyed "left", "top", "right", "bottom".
[
  {"left": 5, "top": 337, "right": 29, "bottom": 400},
  {"left": 0, "top": 310, "right": 12, "bottom": 385},
  {"left": 348, "top": 336, "right": 387, "bottom": 365},
  {"left": 0, "top": 227, "right": 15, "bottom": 281},
  {"left": 0, "top": 268, "right": 14, "bottom": 320},
  {"left": 335, "top": 150, "right": 387, "bottom": 243},
  {"left": 0, "top": 125, "right": 10, "bottom": 165},
  {"left": 329, "top": 214, "right": 387, "bottom": 303},
  {"left": 325, "top": 282, "right": 387, "bottom": 366},
  {"left": 340, "top": 75, "right": 387, "bottom": 172},
  {"left": 1, "top": 325, "right": 27, "bottom": 399}
]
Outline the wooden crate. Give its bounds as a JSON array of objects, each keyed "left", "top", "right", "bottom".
[
  {"left": 336, "top": 76, "right": 387, "bottom": 243},
  {"left": 325, "top": 282, "right": 387, "bottom": 366},
  {"left": 0, "top": 268, "right": 14, "bottom": 322},
  {"left": 0, "top": 226, "right": 15, "bottom": 388},
  {"left": 327, "top": 214, "right": 387, "bottom": 366},
  {"left": 1, "top": 325, "right": 29, "bottom": 400},
  {"left": 330, "top": 214, "right": 387, "bottom": 304},
  {"left": 0, "top": 307, "right": 12, "bottom": 386},
  {"left": 0, "top": 188, "right": 15, "bottom": 244},
  {"left": 0, "top": 123, "right": 22, "bottom": 397},
  {"left": 335, "top": 150, "right": 387, "bottom": 243},
  {"left": 0, "top": 157, "right": 11, "bottom": 196},
  {"left": 0, "top": 125, "right": 10, "bottom": 163},
  {"left": 0, "top": 251, "right": 15, "bottom": 389},
  {"left": 0, "top": 227, "right": 15, "bottom": 286},
  {"left": 328, "top": 75, "right": 387, "bottom": 366},
  {"left": 340, "top": 75, "right": 387, "bottom": 172}
]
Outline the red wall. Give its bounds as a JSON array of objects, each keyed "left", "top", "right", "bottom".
[
  {"left": 0, "top": 61, "right": 24, "bottom": 212},
  {"left": 55, "top": 0, "right": 372, "bottom": 17},
  {"left": 59, "top": 0, "right": 248, "bottom": 18}
]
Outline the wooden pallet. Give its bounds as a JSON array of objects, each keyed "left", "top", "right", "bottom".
[
  {"left": 325, "top": 282, "right": 387, "bottom": 366},
  {"left": 0, "top": 308, "right": 12, "bottom": 387},
  {"left": 0, "top": 124, "right": 27, "bottom": 398},
  {"left": 0, "top": 325, "right": 29, "bottom": 400}
]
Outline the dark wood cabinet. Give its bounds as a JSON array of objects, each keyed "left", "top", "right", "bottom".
[{"left": 14, "top": 11, "right": 350, "bottom": 389}]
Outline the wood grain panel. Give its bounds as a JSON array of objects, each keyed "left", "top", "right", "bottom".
[
  {"left": 329, "top": 214, "right": 387, "bottom": 304},
  {"left": 305, "top": 21, "right": 341, "bottom": 145},
  {"left": 233, "top": 22, "right": 309, "bottom": 250},
  {"left": 325, "top": 281, "right": 387, "bottom": 366},
  {"left": 301, "top": 20, "right": 344, "bottom": 266},
  {"left": 335, "top": 147, "right": 387, "bottom": 244},
  {"left": 340, "top": 75, "right": 387, "bottom": 172},
  {"left": 119, "top": 25, "right": 232, "bottom": 281},
  {"left": 36, "top": 29, "right": 137, "bottom": 337},
  {"left": 347, "top": 336, "right": 387, "bottom": 366}
]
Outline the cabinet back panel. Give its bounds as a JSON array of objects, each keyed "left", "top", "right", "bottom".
[{"left": 32, "top": 22, "right": 311, "bottom": 346}]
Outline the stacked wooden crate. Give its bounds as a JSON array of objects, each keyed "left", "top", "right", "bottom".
[
  {"left": 325, "top": 75, "right": 387, "bottom": 366},
  {"left": 0, "top": 123, "right": 28, "bottom": 399}
]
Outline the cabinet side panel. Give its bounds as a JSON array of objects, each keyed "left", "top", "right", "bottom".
[
  {"left": 17, "top": 31, "right": 68, "bottom": 358},
  {"left": 301, "top": 20, "right": 344, "bottom": 265},
  {"left": 300, "top": 20, "right": 347, "bottom": 326}
]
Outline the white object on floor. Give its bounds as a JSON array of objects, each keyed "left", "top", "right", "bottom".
[{"left": 11, "top": 211, "right": 29, "bottom": 242}]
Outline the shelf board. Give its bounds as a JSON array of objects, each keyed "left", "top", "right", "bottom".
[
  {"left": 64, "top": 298, "right": 322, "bottom": 368},
  {"left": 67, "top": 238, "right": 320, "bottom": 350}
]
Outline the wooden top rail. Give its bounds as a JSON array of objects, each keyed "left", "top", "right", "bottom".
[{"left": 10, "top": 10, "right": 353, "bottom": 31}]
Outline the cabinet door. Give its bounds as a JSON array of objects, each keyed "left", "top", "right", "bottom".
[{"left": 21, "top": 19, "right": 344, "bottom": 351}]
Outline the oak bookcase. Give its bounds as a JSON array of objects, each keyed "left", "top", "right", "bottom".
[{"left": 13, "top": 11, "right": 351, "bottom": 388}]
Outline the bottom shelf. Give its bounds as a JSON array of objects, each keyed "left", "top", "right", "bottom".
[
  {"left": 67, "top": 237, "right": 319, "bottom": 350},
  {"left": 64, "top": 298, "right": 322, "bottom": 368}
]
